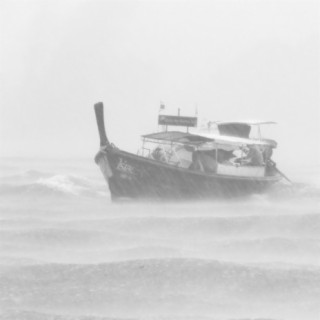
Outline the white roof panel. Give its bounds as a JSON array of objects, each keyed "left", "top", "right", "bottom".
[
  {"left": 197, "top": 133, "right": 277, "bottom": 148},
  {"left": 213, "top": 120, "right": 277, "bottom": 126}
]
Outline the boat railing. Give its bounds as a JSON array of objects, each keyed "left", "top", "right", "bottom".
[
  {"left": 137, "top": 146, "right": 152, "bottom": 158},
  {"left": 138, "top": 137, "right": 278, "bottom": 178},
  {"left": 139, "top": 142, "right": 182, "bottom": 166}
]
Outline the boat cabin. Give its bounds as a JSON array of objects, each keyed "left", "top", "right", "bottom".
[{"left": 138, "top": 115, "right": 277, "bottom": 178}]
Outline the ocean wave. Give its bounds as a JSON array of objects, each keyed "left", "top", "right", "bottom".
[
  {"left": 264, "top": 180, "right": 320, "bottom": 201},
  {"left": 0, "top": 173, "right": 106, "bottom": 198},
  {"left": 0, "top": 169, "right": 54, "bottom": 183},
  {"left": 2, "top": 213, "right": 320, "bottom": 244},
  {"left": 2, "top": 232, "right": 320, "bottom": 265},
  {"left": 4, "top": 211, "right": 320, "bottom": 233},
  {"left": 0, "top": 256, "right": 46, "bottom": 266},
  {"left": 0, "top": 309, "right": 280, "bottom": 320},
  {"left": 1, "top": 259, "right": 319, "bottom": 319},
  {"left": 1, "top": 166, "right": 320, "bottom": 201},
  {"left": 69, "top": 213, "right": 320, "bottom": 239},
  {"left": 2, "top": 258, "right": 320, "bottom": 296}
]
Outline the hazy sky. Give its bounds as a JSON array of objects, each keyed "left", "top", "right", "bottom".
[{"left": 1, "top": 0, "right": 319, "bottom": 168}]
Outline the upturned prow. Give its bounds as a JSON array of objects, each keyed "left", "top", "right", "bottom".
[{"left": 94, "top": 102, "right": 110, "bottom": 147}]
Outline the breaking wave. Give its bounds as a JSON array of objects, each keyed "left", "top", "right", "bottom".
[{"left": 0, "top": 171, "right": 106, "bottom": 197}]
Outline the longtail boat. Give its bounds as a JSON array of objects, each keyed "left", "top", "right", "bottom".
[{"left": 94, "top": 102, "right": 286, "bottom": 200}]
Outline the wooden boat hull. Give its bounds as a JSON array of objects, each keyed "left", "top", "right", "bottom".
[{"left": 95, "top": 146, "right": 280, "bottom": 200}]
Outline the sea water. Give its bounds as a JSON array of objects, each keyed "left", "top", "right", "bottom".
[{"left": 0, "top": 158, "right": 319, "bottom": 320}]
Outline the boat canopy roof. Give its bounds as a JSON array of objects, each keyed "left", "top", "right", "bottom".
[
  {"left": 142, "top": 131, "right": 212, "bottom": 146},
  {"left": 214, "top": 120, "right": 277, "bottom": 126},
  {"left": 142, "top": 130, "right": 277, "bottom": 148},
  {"left": 197, "top": 132, "right": 277, "bottom": 148},
  {"left": 207, "top": 121, "right": 277, "bottom": 139}
]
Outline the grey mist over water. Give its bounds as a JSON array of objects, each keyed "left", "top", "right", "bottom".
[{"left": 1, "top": 0, "right": 320, "bottom": 319}]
